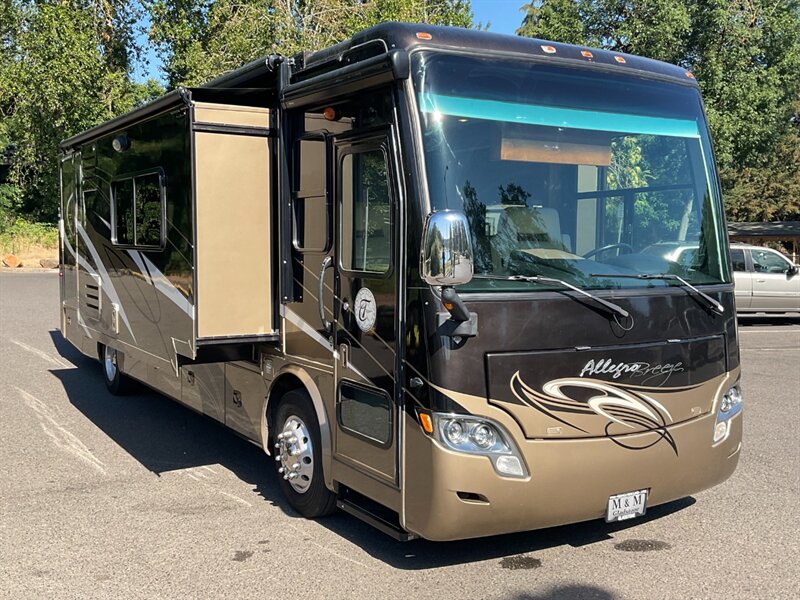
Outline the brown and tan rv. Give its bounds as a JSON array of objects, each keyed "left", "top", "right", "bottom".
[{"left": 59, "top": 23, "right": 742, "bottom": 541}]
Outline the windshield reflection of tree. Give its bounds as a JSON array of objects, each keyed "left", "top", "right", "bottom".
[
  {"left": 463, "top": 177, "right": 593, "bottom": 286},
  {"left": 427, "top": 115, "right": 721, "bottom": 290}
]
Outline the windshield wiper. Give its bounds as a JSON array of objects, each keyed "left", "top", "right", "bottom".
[
  {"left": 473, "top": 274, "right": 630, "bottom": 320},
  {"left": 589, "top": 272, "right": 724, "bottom": 314}
]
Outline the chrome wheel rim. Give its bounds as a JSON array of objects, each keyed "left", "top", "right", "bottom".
[
  {"left": 274, "top": 415, "right": 314, "bottom": 494},
  {"left": 104, "top": 346, "right": 117, "bottom": 382}
]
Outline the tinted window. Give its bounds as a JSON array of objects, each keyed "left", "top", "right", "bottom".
[
  {"left": 112, "top": 173, "right": 164, "bottom": 247},
  {"left": 413, "top": 52, "right": 729, "bottom": 292},
  {"left": 338, "top": 382, "right": 392, "bottom": 445},
  {"left": 135, "top": 174, "right": 162, "bottom": 246},
  {"left": 113, "top": 179, "right": 135, "bottom": 245},
  {"left": 340, "top": 149, "right": 391, "bottom": 274},
  {"left": 730, "top": 249, "right": 747, "bottom": 272}
]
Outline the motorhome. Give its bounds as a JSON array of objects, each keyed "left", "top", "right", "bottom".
[{"left": 59, "top": 23, "right": 742, "bottom": 541}]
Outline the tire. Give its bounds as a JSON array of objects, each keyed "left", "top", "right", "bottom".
[
  {"left": 99, "top": 344, "right": 135, "bottom": 395},
  {"left": 273, "top": 389, "right": 337, "bottom": 518}
]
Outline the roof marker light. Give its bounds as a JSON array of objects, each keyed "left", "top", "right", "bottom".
[
  {"left": 581, "top": 50, "right": 593, "bottom": 59},
  {"left": 541, "top": 45, "right": 557, "bottom": 54},
  {"left": 614, "top": 56, "right": 626, "bottom": 63},
  {"left": 416, "top": 32, "right": 432, "bottom": 40},
  {"left": 685, "top": 71, "right": 695, "bottom": 79}
]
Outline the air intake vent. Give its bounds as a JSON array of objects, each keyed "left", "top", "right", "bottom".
[{"left": 82, "top": 275, "right": 102, "bottom": 319}]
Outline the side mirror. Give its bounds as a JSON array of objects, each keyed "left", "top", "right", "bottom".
[
  {"left": 788, "top": 264, "right": 799, "bottom": 277},
  {"left": 420, "top": 211, "right": 474, "bottom": 286}
]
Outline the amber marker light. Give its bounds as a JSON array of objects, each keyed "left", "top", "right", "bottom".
[
  {"left": 581, "top": 50, "right": 593, "bottom": 59},
  {"left": 685, "top": 71, "right": 696, "bottom": 79},
  {"left": 322, "top": 106, "right": 339, "bottom": 121},
  {"left": 418, "top": 412, "right": 434, "bottom": 435},
  {"left": 614, "top": 56, "right": 626, "bottom": 63},
  {"left": 541, "top": 45, "right": 556, "bottom": 54},
  {"left": 416, "top": 32, "right": 432, "bottom": 40}
]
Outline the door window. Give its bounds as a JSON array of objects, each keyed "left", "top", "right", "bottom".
[
  {"left": 339, "top": 148, "right": 392, "bottom": 275},
  {"left": 730, "top": 249, "right": 747, "bottom": 272},
  {"left": 338, "top": 382, "right": 392, "bottom": 446},
  {"left": 751, "top": 249, "right": 791, "bottom": 274}
]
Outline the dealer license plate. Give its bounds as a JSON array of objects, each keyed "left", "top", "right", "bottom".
[{"left": 606, "top": 489, "right": 648, "bottom": 523}]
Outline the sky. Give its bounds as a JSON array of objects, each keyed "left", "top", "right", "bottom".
[
  {"left": 132, "top": 0, "right": 529, "bottom": 83},
  {"left": 471, "top": 0, "right": 527, "bottom": 34}
]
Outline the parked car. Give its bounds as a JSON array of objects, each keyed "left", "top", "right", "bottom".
[
  {"left": 641, "top": 241, "right": 799, "bottom": 315},
  {"left": 730, "top": 243, "right": 800, "bottom": 315}
]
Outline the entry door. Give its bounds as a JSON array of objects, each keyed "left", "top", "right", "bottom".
[
  {"left": 60, "top": 154, "right": 79, "bottom": 309},
  {"left": 332, "top": 133, "right": 399, "bottom": 486}
]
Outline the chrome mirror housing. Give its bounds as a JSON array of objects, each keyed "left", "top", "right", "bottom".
[{"left": 420, "top": 211, "right": 474, "bottom": 286}]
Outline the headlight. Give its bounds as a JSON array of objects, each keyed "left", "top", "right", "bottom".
[
  {"left": 433, "top": 414, "right": 528, "bottom": 478},
  {"left": 720, "top": 385, "right": 742, "bottom": 414},
  {"left": 713, "top": 382, "right": 743, "bottom": 445}
]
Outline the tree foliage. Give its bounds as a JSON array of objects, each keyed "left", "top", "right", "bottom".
[
  {"left": 0, "top": 1, "right": 471, "bottom": 222},
  {"left": 1, "top": 0, "right": 796, "bottom": 226},
  {"left": 148, "top": 0, "right": 474, "bottom": 87},
  {"left": 0, "top": 1, "right": 163, "bottom": 222},
  {"left": 518, "top": 0, "right": 800, "bottom": 221}
]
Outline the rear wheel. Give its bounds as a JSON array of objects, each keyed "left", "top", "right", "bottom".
[
  {"left": 273, "top": 390, "right": 337, "bottom": 518},
  {"left": 100, "top": 344, "right": 134, "bottom": 395}
]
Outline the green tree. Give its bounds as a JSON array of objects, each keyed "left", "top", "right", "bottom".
[
  {"left": 686, "top": 1, "right": 800, "bottom": 172},
  {"left": 498, "top": 182, "right": 532, "bottom": 206},
  {"left": 518, "top": 1, "right": 691, "bottom": 64},
  {"left": 462, "top": 181, "right": 492, "bottom": 271},
  {"left": 148, "top": 0, "right": 474, "bottom": 87},
  {"left": 0, "top": 2, "right": 163, "bottom": 222},
  {"left": 517, "top": 0, "right": 800, "bottom": 222},
  {"left": 720, "top": 100, "right": 800, "bottom": 221}
]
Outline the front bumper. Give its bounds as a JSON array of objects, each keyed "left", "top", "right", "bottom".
[{"left": 403, "top": 410, "right": 742, "bottom": 541}]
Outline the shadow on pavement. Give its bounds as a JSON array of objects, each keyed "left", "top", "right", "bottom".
[
  {"left": 48, "top": 328, "right": 695, "bottom": 571},
  {"left": 48, "top": 329, "right": 289, "bottom": 508},
  {"left": 312, "top": 495, "right": 693, "bottom": 570},
  {"left": 514, "top": 587, "right": 617, "bottom": 600}
]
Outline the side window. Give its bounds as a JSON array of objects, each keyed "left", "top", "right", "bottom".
[
  {"left": 751, "top": 249, "right": 790, "bottom": 274},
  {"left": 113, "top": 179, "right": 135, "bottom": 245},
  {"left": 135, "top": 174, "right": 163, "bottom": 246},
  {"left": 112, "top": 172, "right": 164, "bottom": 248},
  {"left": 338, "top": 381, "right": 392, "bottom": 446},
  {"left": 340, "top": 147, "right": 392, "bottom": 274},
  {"left": 292, "top": 137, "right": 328, "bottom": 252},
  {"left": 730, "top": 249, "right": 747, "bottom": 272}
]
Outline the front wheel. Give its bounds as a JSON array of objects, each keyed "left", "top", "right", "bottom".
[
  {"left": 100, "top": 344, "right": 134, "bottom": 395},
  {"left": 273, "top": 390, "right": 337, "bottom": 518}
]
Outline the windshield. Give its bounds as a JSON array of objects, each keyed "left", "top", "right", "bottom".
[{"left": 412, "top": 52, "right": 730, "bottom": 292}]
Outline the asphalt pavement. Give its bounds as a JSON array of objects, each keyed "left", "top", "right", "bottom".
[{"left": 1, "top": 272, "right": 798, "bottom": 599}]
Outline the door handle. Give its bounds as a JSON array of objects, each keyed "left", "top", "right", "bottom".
[
  {"left": 318, "top": 256, "right": 333, "bottom": 333},
  {"left": 756, "top": 279, "right": 766, "bottom": 283}
]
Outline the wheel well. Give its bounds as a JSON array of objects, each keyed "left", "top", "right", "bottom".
[{"left": 267, "top": 374, "right": 305, "bottom": 430}]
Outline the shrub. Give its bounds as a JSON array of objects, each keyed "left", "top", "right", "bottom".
[{"left": 0, "top": 218, "right": 58, "bottom": 254}]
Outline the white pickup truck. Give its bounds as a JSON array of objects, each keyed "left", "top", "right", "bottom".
[{"left": 730, "top": 243, "right": 800, "bottom": 315}]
